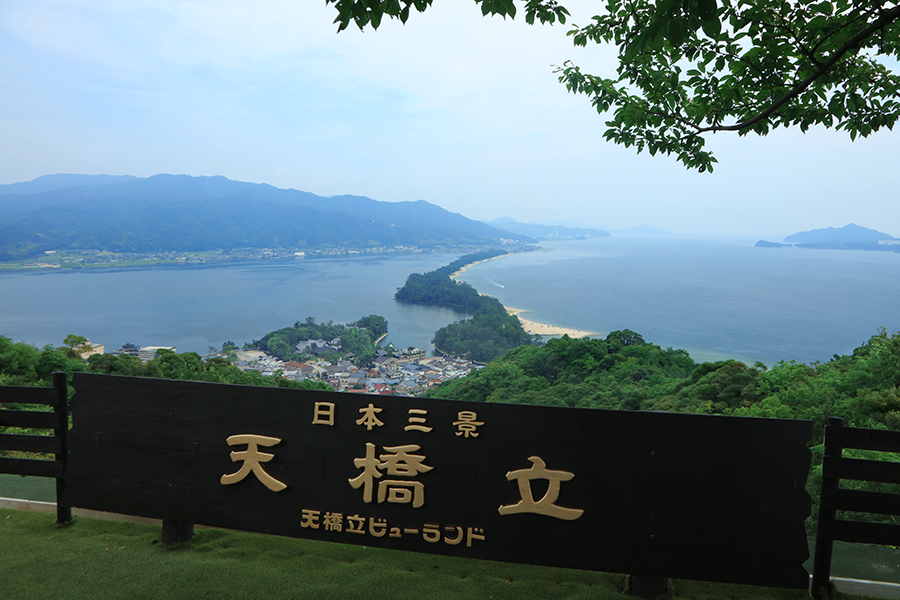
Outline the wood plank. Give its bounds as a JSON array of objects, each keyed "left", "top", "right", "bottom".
[
  {"left": 0, "top": 409, "right": 61, "bottom": 429},
  {"left": 0, "top": 385, "right": 59, "bottom": 407},
  {"left": 826, "top": 426, "right": 900, "bottom": 454},
  {"left": 824, "top": 519, "right": 900, "bottom": 546},
  {"left": 0, "top": 433, "right": 61, "bottom": 454},
  {"left": 823, "top": 456, "right": 900, "bottom": 485},
  {"left": 0, "top": 456, "right": 63, "bottom": 478},
  {"left": 821, "top": 487, "right": 900, "bottom": 516}
]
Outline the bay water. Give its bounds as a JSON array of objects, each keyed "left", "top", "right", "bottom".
[
  {"left": 454, "top": 237, "right": 900, "bottom": 366},
  {"left": 1, "top": 237, "right": 898, "bottom": 367},
  {"left": 0, "top": 253, "right": 467, "bottom": 356}
]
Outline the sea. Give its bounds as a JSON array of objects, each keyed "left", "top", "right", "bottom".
[{"left": 1, "top": 236, "right": 898, "bottom": 367}]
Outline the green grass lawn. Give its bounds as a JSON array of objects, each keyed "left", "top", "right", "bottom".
[
  {"left": 3, "top": 476, "right": 898, "bottom": 598},
  {"left": 0, "top": 507, "right": 880, "bottom": 600}
]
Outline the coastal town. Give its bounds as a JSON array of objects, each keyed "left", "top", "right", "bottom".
[
  {"left": 234, "top": 347, "right": 482, "bottom": 396},
  {"left": 9, "top": 244, "right": 534, "bottom": 270},
  {"left": 106, "top": 340, "right": 484, "bottom": 397}
]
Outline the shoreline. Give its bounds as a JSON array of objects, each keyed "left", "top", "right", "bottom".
[
  {"left": 505, "top": 306, "right": 597, "bottom": 338},
  {"left": 449, "top": 255, "right": 505, "bottom": 280}
]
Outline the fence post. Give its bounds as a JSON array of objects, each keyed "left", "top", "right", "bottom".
[
  {"left": 53, "top": 372, "right": 72, "bottom": 524},
  {"left": 811, "top": 416, "right": 844, "bottom": 599},
  {"left": 161, "top": 520, "right": 194, "bottom": 545}
]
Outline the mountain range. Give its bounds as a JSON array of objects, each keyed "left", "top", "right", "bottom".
[{"left": 0, "top": 174, "right": 534, "bottom": 260}]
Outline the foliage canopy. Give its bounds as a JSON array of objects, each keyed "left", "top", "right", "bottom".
[{"left": 327, "top": 0, "right": 900, "bottom": 172}]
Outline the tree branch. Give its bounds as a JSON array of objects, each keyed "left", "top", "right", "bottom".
[{"left": 697, "top": 4, "right": 900, "bottom": 134}]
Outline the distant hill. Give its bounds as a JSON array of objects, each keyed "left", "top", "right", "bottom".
[
  {"left": 785, "top": 223, "right": 897, "bottom": 244},
  {"left": 483, "top": 217, "right": 609, "bottom": 240},
  {"left": 0, "top": 174, "right": 534, "bottom": 260},
  {"left": 755, "top": 224, "right": 899, "bottom": 252}
]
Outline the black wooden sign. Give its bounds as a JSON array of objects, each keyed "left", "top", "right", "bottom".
[{"left": 63, "top": 373, "right": 812, "bottom": 588}]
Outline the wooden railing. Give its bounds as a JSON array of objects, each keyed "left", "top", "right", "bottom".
[
  {"left": 811, "top": 416, "right": 900, "bottom": 598},
  {"left": 0, "top": 372, "right": 70, "bottom": 523}
]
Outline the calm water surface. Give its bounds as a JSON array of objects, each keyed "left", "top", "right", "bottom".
[
  {"left": 2, "top": 238, "right": 898, "bottom": 366},
  {"left": 454, "top": 237, "right": 900, "bottom": 366},
  {"left": 0, "top": 253, "right": 467, "bottom": 355}
]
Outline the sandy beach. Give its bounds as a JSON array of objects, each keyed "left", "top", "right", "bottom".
[
  {"left": 505, "top": 306, "right": 597, "bottom": 338},
  {"left": 449, "top": 256, "right": 503, "bottom": 280},
  {"left": 451, "top": 255, "right": 596, "bottom": 338}
]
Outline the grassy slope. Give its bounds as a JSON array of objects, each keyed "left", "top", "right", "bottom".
[{"left": 0, "top": 508, "right": 872, "bottom": 600}]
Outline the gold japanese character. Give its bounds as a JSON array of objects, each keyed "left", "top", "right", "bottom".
[
  {"left": 220, "top": 434, "right": 288, "bottom": 492},
  {"left": 356, "top": 403, "right": 384, "bottom": 430},
  {"left": 313, "top": 402, "right": 335, "bottom": 426},
  {"left": 466, "top": 527, "right": 485, "bottom": 547},
  {"left": 300, "top": 509, "right": 320, "bottom": 529},
  {"left": 498, "top": 456, "right": 583, "bottom": 520},
  {"left": 423, "top": 523, "right": 441, "bottom": 543},
  {"left": 404, "top": 408, "right": 433, "bottom": 432},
  {"left": 443, "top": 526, "right": 463, "bottom": 545},
  {"left": 369, "top": 517, "right": 387, "bottom": 537},
  {"left": 324, "top": 512, "right": 343, "bottom": 532},
  {"left": 347, "top": 514, "right": 366, "bottom": 534},
  {"left": 348, "top": 443, "right": 433, "bottom": 508},
  {"left": 453, "top": 411, "right": 484, "bottom": 438}
]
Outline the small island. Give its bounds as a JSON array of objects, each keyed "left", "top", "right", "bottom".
[{"left": 756, "top": 223, "right": 899, "bottom": 252}]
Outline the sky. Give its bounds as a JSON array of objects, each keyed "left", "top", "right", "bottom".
[{"left": 1, "top": 0, "right": 898, "bottom": 239}]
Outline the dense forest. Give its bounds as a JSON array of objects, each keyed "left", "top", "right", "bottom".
[
  {"left": 425, "top": 328, "right": 900, "bottom": 531},
  {"left": 251, "top": 315, "right": 388, "bottom": 367},
  {"left": 394, "top": 249, "right": 541, "bottom": 362},
  {"left": 427, "top": 329, "right": 900, "bottom": 437}
]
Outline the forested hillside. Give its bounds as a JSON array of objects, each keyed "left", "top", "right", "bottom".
[{"left": 428, "top": 329, "right": 900, "bottom": 441}]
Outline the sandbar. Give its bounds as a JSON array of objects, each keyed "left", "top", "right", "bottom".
[
  {"left": 505, "top": 306, "right": 597, "bottom": 338},
  {"left": 449, "top": 255, "right": 504, "bottom": 280}
]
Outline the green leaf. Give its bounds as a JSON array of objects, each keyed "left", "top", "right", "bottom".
[
  {"left": 701, "top": 15, "right": 721, "bottom": 37},
  {"left": 697, "top": 0, "right": 717, "bottom": 21}
]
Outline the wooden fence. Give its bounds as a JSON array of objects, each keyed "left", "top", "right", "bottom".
[
  {"left": 0, "top": 372, "right": 70, "bottom": 523},
  {"left": 811, "top": 416, "right": 900, "bottom": 599}
]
